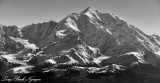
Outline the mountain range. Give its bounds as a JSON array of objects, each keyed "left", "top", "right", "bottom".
[{"left": 0, "top": 7, "right": 160, "bottom": 83}]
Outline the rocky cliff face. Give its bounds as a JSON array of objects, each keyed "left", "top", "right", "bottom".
[
  {"left": 0, "top": 25, "right": 24, "bottom": 53},
  {"left": 21, "top": 20, "right": 57, "bottom": 45},
  {"left": 0, "top": 7, "right": 160, "bottom": 83},
  {"left": 0, "top": 25, "right": 20, "bottom": 38}
]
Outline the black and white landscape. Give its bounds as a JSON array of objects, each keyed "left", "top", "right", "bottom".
[{"left": 0, "top": 7, "right": 160, "bottom": 83}]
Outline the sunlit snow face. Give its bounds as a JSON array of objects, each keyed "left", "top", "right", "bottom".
[
  {"left": 24, "top": 44, "right": 37, "bottom": 50},
  {"left": 11, "top": 66, "right": 34, "bottom": 74},
  {"left": 65, "top": 17, "right": 80, "bottom": 32},
  {"left": 84, "top": 8, "right": 101, "bottom": 21},
  {"left": 56, "top": 30, "right": 67, "bottom": 39}
]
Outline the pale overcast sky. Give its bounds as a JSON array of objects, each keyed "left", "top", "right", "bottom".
[{"left": 0, "top": 0, "right": 160, "bottom": 35}]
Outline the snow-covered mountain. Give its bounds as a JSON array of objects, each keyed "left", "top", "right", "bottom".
[{"left": 0, "top": 7, "right": 160, "bottom": 83}]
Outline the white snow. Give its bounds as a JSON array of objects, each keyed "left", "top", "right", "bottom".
[
  {"left": 10, "top": 66, "right": 34, "bottom": 74},
  {"left": 11, "top": 38, "right": 29, "bottom": 45},
  {"left": 56, "top": 30, "right": 67, "bottom": 38},
  {"left": 10, "top": 38, "right": 38, "bottom": 51},
  {"left": 1, "top": 54, "right": 27, "bottom": 65},
  {"left": 84, "top": 8, "right": 101, "bottom": 21},
  {"left": 24, "top": 44, "right": 37, "bottom": 50},
  {"left": 45, "top": 59, "right": 56, "bottom": 64},
  {"left": 109, "top": 13, "right": 125, "bottom": 22},
  {"left": 75, "top": 52, "right": 86, "bottom": 62},
  {"left": 65, "top": 17, "right": 81, "bottom": 32},
  {"left": 116, "top": 39, "right": 121, "bottom": 45},
  {"left": 106, "top": 28, "right": 112, "bottom": 35},
  {"left": 124, "top": 52, "right": 146, "bottom": 63},
  {"left": 85, "top": 11, "right": 95, "bottom": 20},
  {"left": 66, "top": 55, "right": 78, "bottom": 64},
  {"left": 93, "top": 56, "right": 110, "bottom": 64},
  {"left": 154, "top": 39, "right": 160, "bottom": 46},
  {"left": 88, "top": 46, "right": 99, "bottom": 54}
]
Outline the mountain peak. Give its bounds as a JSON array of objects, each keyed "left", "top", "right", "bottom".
[
  {"left": 81, "top": 7, "right": 97, "bottom": 14},
  {"left": 80, "top": 7, "right": 102, "bottom": 21}
]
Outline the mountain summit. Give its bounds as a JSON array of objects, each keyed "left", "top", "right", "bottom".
[{"left": 0, "top": 7, "right": 160, "bottom": 83}]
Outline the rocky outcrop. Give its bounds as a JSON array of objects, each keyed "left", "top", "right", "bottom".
[
  {"left": 21, "top": 20, "right": 57, "bottom": 45},
  {"left": 100, "top": 52, "right": 147, "bottom": 67},
  {"left": 0, "top": 25, "right": 24, "bottom": 53},
  {"left": 1, "top": 25, "right": 20, "bottom": 38},
  {"left": 0, "top": 56, "right": 9, "bottom": 71},
  {"left": 27, "top": 43, "right": 99, "bottom": 67}
]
